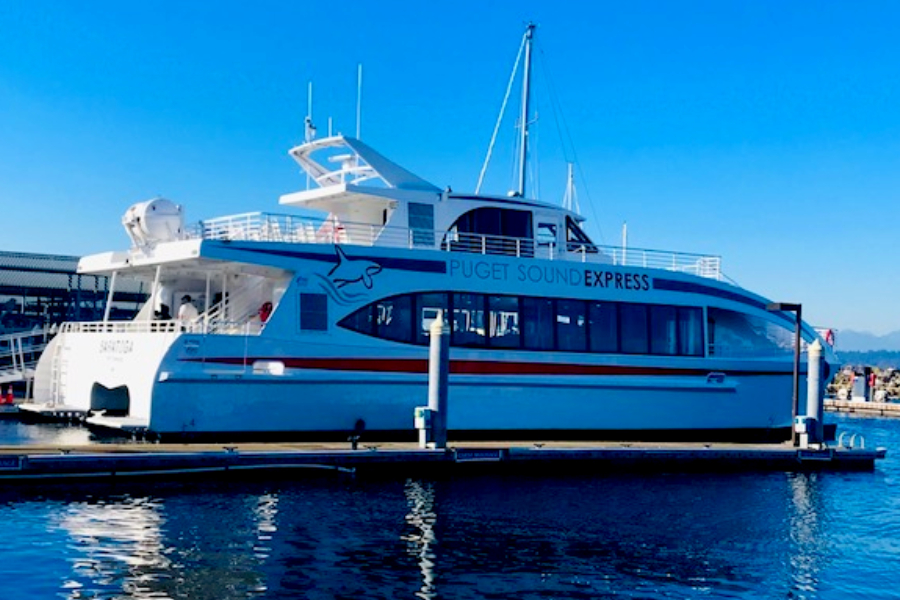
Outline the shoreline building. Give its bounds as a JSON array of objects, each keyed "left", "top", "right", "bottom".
[{"left": 0, "top": 250, "right": 147, "bottom": 335}]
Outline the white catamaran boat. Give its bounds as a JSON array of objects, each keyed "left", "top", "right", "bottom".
[{"left": 30, "top": 26, "right": 836, "bottom": 441}]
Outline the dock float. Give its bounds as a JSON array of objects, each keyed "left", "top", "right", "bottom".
[
  {"left": 0, "top": 441, "right": 885, "bottom": 482},
  {"left": 826, "top": 398, "right": 900, "bottom": 417}
]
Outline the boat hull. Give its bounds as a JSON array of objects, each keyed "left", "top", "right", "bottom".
[
  {"left": 37, "top": 241, "right": 831, "bottom": 443},
  {"left": 146, "top": 369, "right": 795, "bottom": 442},
  {"left": 35, "top": 329, "right": 803, "bottom": 441}
]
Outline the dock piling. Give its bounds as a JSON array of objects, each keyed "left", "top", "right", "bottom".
[
  {"left": 804, "top": 339, "right": 825, "bottom": 447},
  {"left": 425, "top": 313, "right": 450, "bottom": 449}
]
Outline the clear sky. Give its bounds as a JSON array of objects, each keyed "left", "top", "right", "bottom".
[{"left": 2, "top": 1, "right": 899, "bottom": 333}]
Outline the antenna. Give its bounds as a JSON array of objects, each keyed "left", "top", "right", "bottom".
[
  {"left": 304, "top": 81, "right": 317, "bottom": 143},
  {"left": 562, "top": 162, "right": 580, "bottom": 213},
  {"left": 356, "top": 64, "right": 363, "bottom": 139}
]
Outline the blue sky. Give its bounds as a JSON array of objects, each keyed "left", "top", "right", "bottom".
[{"left": 2, "top": 1, "right": 899, "bottom": 334}]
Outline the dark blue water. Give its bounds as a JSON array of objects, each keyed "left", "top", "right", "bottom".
[{"left": 0, "top": 414, "right": 897, "bottom": 599}]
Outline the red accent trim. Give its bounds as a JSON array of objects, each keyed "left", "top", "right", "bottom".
[{"left": 183, "top": 357, "right": 793, "bottom": 377}]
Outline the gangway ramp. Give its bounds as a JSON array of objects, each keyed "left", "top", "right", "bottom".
[{"left": 0, "top": 326, "right": 53, "bottom": 385}]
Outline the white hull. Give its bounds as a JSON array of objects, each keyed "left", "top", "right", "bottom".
[{"left": 40, "top": 325, "right": 807, "bottom": 440}]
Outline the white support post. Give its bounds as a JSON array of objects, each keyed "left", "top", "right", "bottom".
[
  {"left": 149, "top": 266, "right": 162, "bottom": 321},
  {"left": 204, "top": 273, "right": 212, "bottom": 333},
  {"left": 222, "top": 273, "right": 228, "bottom": 322},
  {"left": 805, "top": 340, "right": 825, "bottom": 447},
  {"left": 427, "top": 314, "right": 450, "bottom": 449},
  {"left": 103, "top": 271, "right": 117, "bottom": 322}
]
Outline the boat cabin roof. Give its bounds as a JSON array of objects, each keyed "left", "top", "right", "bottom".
[{"left": 278, "top": 135, "right": 583, "bottom": 221}]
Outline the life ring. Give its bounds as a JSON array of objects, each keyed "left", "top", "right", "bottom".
[
  {"left": 824, "top": 329, "right": 835, "bottom": 346},
  {"left": 259, "top": 301, "right": 273, "bottom": 323}
]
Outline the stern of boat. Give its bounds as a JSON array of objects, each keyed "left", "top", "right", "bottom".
[{"left": 32, "top": 321, "right": 182, "bottom": 421}]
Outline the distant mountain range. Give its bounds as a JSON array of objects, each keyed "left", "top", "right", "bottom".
[
  {"left": 837, "top": 351, "right": 900, "bottom": 368},
  {"left": 836, "top": 330, "right": 900, "bottom": 352}
]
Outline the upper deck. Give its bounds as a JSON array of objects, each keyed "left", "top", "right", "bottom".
[{"left": 186, "top": 211, "right": 723, "bottom": 281}]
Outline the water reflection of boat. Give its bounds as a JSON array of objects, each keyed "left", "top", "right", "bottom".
[
  {"left": 30, "top": 25, "right": 836, "bottom": 441},
  {"left": 4, "top": 468, "right": 835, "bottom": 599}
]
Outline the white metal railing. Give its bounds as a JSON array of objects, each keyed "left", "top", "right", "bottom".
[
  {"left": 202, "top": 277, "right": 268, "bottom": 335},
  {"left": 185, "top": 212, "right": 724, "bottom": 280},
  {"left": 603, "top": 247, "right": 722, "bottom": 278},
  {"left": 61, "top": 320, "right": 262, "bottom": 336},
  {"left": 63, "top": 321, "right": 181, "bottom": 334},
  {"left": 0, "top": 326, "right": 54, "bottom": 383}
]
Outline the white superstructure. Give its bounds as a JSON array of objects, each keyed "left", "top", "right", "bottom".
[{"left": 30, "top": 28, "right": 836, "bottom": 442}]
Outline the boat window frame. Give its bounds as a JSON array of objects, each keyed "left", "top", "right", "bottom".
[{"left": 338, "top": 291, "right": 707, "bottom": 359}]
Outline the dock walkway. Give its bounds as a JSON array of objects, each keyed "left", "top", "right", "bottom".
[
  {"left": 0, "top": 440, "right": 884, "bottom": 482},
  {"left": 826, "top": 399, "right": 900, "bottom": 417}
]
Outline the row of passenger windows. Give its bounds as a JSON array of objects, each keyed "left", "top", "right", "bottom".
[{"left": 338, "top": 292, "right": 705, "bottom": 357}]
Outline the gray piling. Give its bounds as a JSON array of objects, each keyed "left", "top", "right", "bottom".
[
  {"left": 805, "top": 339, "right": 824, "bottom": 446},
  {"left": 427, "top": 313, "right": 450, "bottom": 449}
]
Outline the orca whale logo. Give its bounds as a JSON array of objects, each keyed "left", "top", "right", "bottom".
[{"left": 328, "top": 246, "right": 383, "bottom": 289}]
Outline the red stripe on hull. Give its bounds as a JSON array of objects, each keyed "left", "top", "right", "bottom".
[{"left": 183, "top": 357, "right": 793, "bottom": 377}]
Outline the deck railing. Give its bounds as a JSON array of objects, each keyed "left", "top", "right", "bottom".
[
  {"left": 63, "top": 321, "right": 181, "bottom": 334},
  {"left": 62, "top": 319, "right": 263, "bottom": 336},
  {"left": 185, "top": 212, "right": 723, "bottom": 280}
]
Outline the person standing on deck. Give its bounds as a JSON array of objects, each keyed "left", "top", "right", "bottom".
[{"left": 178, "top": 295, "right": 199, "bottom": 324}]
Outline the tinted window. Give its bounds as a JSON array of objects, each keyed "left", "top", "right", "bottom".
[
  {"left": 376, "top": 295, "right": 412, "bottom": 342},
  {"left": 678, "top": 307, "right": 704, "bottom": 356},
  {"left": 649, "top": 305, "right": 678, "bottom": 355},
  {"left": 619, "top": 303, "right": 648, "bottom": 354},
  {"left": 446, "top": 207, "right": 535, "bottom": 256},
  {"left": 299, "top": 293, "right": 328, "bottom": 331},
  {"left": 339, "top": 304, "right": 374, "bottom": 336},
  {"left": 522, "top": 297, "right": 555, "bottom": 350},
  {"left": 452, "top": 293, "right": 486, "bottom": 346},
  {"left": 409, "top": 203, "right": 435, "bottom": 246},
  {"left": 565, "top": 216, "right": 598, "bottom": 253},
  {"left": 488, "top": 295, "right": 520, "bottom": 348},
  {"left": 537, "top": 223, "right": 557, "bottom": 246},
  {"left": 557, "top": 299, "right": 587, "bottom": 351},
  {"left": 415, "top": 293, "right": 449, "bottom": 344},
  {"left": 338, "top": 291, "right": 702, "bottom": 358},
  {"left": 588, "top": 302, "right": 618, "bottom": 352}
]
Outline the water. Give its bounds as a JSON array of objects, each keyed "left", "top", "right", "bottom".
[{"left": 0, "top": 415, "right": 897, "bottom": 599}]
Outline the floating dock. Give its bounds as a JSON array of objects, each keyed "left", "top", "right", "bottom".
[
  {"left": 826, "top": 398, "right": 900, "bottom": 417},
  {"left": 0, "top": 440, "right": 885, "bottom": 482}
]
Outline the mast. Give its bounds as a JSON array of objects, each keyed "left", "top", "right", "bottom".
[
  {"left": 562, "top": 162, "right": 579, "bottom": 213},
  {"left": 356, "top": 63, "right": 363, "bottom": 139},
  {"left": 517, "top": 23, "right": 536, "bottom": 198}
]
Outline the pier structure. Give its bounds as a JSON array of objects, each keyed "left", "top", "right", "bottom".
[
  {"left": 0, "top": 250, "right": 149, "bottom": 399},
  {"left": 0, "top": 251, "right": 143, "bottom": 332},
  {"left": 825, "top": 398, "right": 900, "bottom": 417},
  {"left": 0, "top": 440, "right": 886, "bottom": 483}
]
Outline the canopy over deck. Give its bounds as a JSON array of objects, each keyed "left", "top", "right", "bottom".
[{"left": 279, "top": 136, "right": 441, "bottom": 210}]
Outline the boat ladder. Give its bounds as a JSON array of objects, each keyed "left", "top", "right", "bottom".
[{"left": 48, "top": 335, "right": 68, "bottom": 407}]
